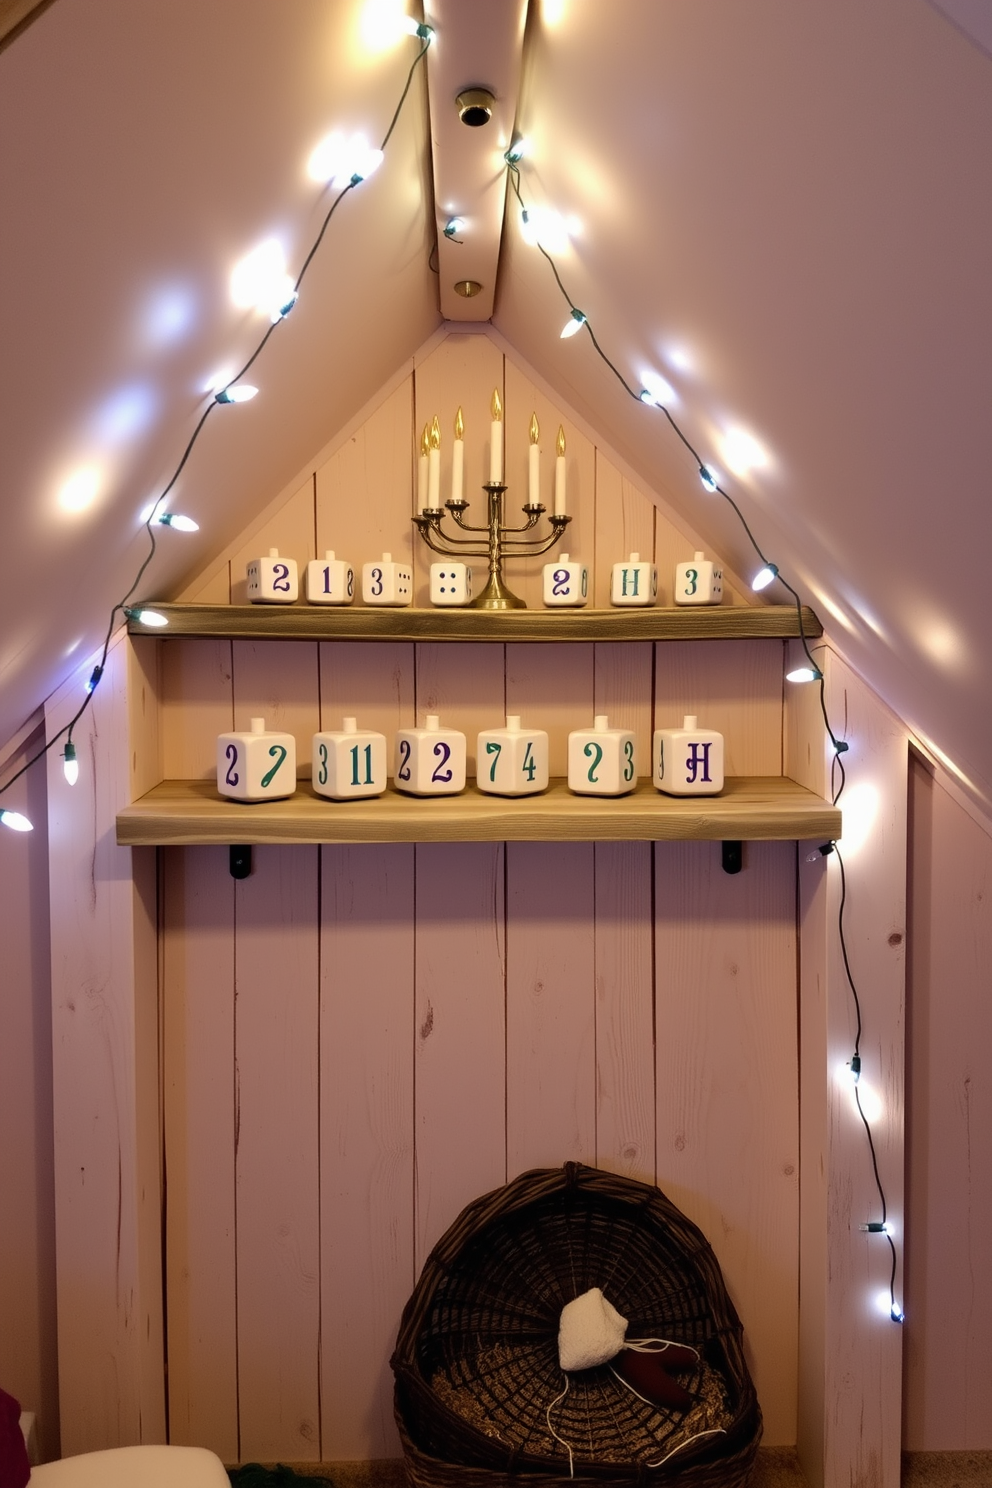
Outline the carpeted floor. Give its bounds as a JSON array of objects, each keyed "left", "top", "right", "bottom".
[{"left": 249, "top": 1449, "right": 992, "bottom": 1486}]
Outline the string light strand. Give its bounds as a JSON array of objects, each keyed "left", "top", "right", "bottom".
[
  {"left": 506, "top": 150, "right": 902, "bottom": 1323},
  {"left": 0, "top": 31, "right": 432, "bottom": 818}
]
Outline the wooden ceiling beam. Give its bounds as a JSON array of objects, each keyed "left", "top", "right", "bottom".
[{"left": 422, "top": 0, "right": 528, "bottom": 320}]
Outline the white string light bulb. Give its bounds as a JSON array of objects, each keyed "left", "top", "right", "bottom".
[
  {"left": 786, "top": 665, "right": 823, "bottom": 683},
  {"left": 156, "top": 513, "right": 199, "bottom": 532},
  {"left": 443, "top": 217, "right": 466, "bottom": 238},
  {"left": 124, "top": 607, "right": 168, "bottom": 628},
  {"left": 560, "top": 309, "right": 587, "bottom": 339},
  {"left": 751, "top": 564, "right": 778, "bottom": 591},
  {"left": 504, "top": 137, "right": 530, "bottom": 164},
  {"left": 639, "top": 372, "right": 676, "bottom": 408},
  {"left": 214, "top": 385, "right": 258, "bottom": 405},
  {"left": 698, "top": 465, "right": 718, "bottom": 492},
  {"left": 0, "top": 809, "right": 33, "bottom": 832},
  {"left": 62, "top": 740, "right": 79, "bottom": 785}
]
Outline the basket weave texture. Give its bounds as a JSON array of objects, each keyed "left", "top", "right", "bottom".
[{"left": 392, "top": 1163, "right": 761, "bottom": 1487}]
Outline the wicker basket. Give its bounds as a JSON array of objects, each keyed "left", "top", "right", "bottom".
[{"left": 392, "top": 1163, "right": 761, "bottom": 1487}]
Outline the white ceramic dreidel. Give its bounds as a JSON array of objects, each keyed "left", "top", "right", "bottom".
[
  {"left": 567, "top": 714, "right": 637, "bottom": 796},
  {"left": 430, "top": 561, "right": 473, "bottom": 606},
  {"left": 394, "top": 714, "right": 466, "bottom": 796},
  {"left": 247, "top": 548, "right": 299, "bottom": 603},
  {"left": 610, "top": 552, "right": 657, "bottom": 607},
  {"left": 476, "top": 716, "right": 550, "bottom": 797},
  {"left": 217, "top": 717, "right": 297, "bottom": 801},
  {"left": 312, "top": 716, "right": 387, "bottom": 800},
  {"left": 542, "top": 552, "right": 589, "bottom": 608},
  {"left": 362, "top": 551, "right": 412, "bottom": 606},
  {"left": 653, "top": 715, "right": 724, "bottom": 796},
  {"left": 674, "top": 550, "right": 723, "bottom": 606},
  {"left": 306, "top": 550, "right": 354, "bottom": 606}
]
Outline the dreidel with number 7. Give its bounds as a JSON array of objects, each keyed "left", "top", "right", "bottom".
[{"left": 217, "top": 717, "right": 297, "bottom": 801}]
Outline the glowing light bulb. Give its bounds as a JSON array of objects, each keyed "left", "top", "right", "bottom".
[
  {"left": 87, "top": 665, "right": 103, "bottom": 694},
  {"left": 520, "top": 206, "right": 572, "bottom": 253},
  {"left": 444, "top": 217, "right": 466, "bottom": 238},
  {"left": 308, "top": 131, "right": 383, "bottom": 187},
  {"left": 230, "top": 239, "right": 287, "bottom": 313},
  {"left": 0, "top": 809, "right": 33, "bottom": 832},
  {"left": 560, "top": 309, "right": 587, "bottom": 339},
  {"left": 62, "top": 740, "right": 79, "bottom": 785},
  {"left": 269, "top": 283, "right": 298, "bottom": 323},
  {"left": 891, "top": 1305, "right": 905, "bottom": 1324},
  {"left": 786, "top": 665, "right": 822, "bottom": 683},
  {"left": 639, "top": 372, "right": 676, "bottom": 407},
  {"left": 156, "top": 513, "right": 199, "bottom": 532},
  {"left": 698, "top": 465, "right": 718, "bottom": 493},
  {"left": 125, "top": 607, "right": 169, "bottom": 628},
  {"left": 751, "top": 564, "right": 778, "bottom": 591},
  {"left": 214, "top": 385, "right": 258, "bottom": 405},
  {"left": 849, "top": 1054, "right": 862, "bottom": 1084},
  {"left": 505, "top": 137, "right": 530, "bottom": 164}
]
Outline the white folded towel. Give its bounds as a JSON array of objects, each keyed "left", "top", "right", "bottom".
[{"left": 558, "top": 1286, "right": 628, "bottom": 1371}]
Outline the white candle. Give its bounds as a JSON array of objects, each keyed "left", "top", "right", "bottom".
[
  {"left": 490, "top": 387, "right": 503, "bottom": 483},
  {"left": 428, "top": 414, "right": 441, "bottom": 510},
  {"left": 452, "top": 406, "right": 464, "bottom": 503},
  {"left": 418, "top": 423, "right": 429, "bottom": 510},
  {"left": 528, "top": 412, "right": 540, "bottom": 506},
  {"left": 554, "top": 425, "right": 566, "bottom": 516}
]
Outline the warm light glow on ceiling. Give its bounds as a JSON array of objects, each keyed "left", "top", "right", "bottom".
[
  {"left": 720, "top": 426, "right": 770, "bottom": 477},
  {"left": 520, "top": 206, "right": 577, "bottom": 254},
  {"left": 356, "top": 0, "right": 417, "bottom": 53},
  {"left": 230, "top": 238, "right": 293, "bottom": 318},
  {"left": 541, "top": 0, "right": 567, "bottom": 24},
  {"left": 57, "top": 467, "right": 101, "bottom": 515},
  {"left": 307, "top": 130, "right": 383, "bottom": 187}
]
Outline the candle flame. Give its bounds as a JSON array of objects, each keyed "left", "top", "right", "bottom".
[
  {"left": 529, "top": 412, "right": 539, "bottom": 445},
  {"left": 430, "top": 414, "right": 441, "bottom": 450},
  {"left": 556, "top": 425, "right": 566, "bottom": 456},
  {"left": 490, "top": 387, "right": 502, "bottom": 422},
  {"left": 454, "top": 406, "right": 464, "bottom": 440},
  {"left": 420, "top": 423, "right": 430, "bottom": 456}
]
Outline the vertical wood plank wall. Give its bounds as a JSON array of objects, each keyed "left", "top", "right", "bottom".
[{"left": 160, "top": 331, "right": 799, "bottom": 1460}]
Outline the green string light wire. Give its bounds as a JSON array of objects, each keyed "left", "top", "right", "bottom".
[
  {"left": 0, "top": 33, "right": 431, "bottom": 808},
  {"left": 506, "top": 152, "right": 901, "bottom": 1323}
]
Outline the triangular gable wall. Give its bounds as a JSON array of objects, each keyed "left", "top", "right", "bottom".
[{"left": 177, "top": 326, "right": 759, "bottom": 610}]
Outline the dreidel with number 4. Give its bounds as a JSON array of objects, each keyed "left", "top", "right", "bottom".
[
  {"left": 394, "top": 714, "right": 466, "bottom": 796},
  {"left": 653, "top": 715, "right": 724, "bottom": 796},
  {"left": 674, "top": 550, "right": 723, "bottom": 606},
  {"left": 477, "top": 716, "right": 550, "bottom": 796},
  {"left": 312, "top": 717, "right": 387, "bottom": 800},
  {"left": 567, "top": 714, "right": 637, "bottom": 796},
  {"left": 217, "top": 717, "right": 296, "bottom": 801}
]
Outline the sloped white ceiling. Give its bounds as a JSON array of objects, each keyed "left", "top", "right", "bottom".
[
  {"left": 0, "top": 0, "right": 439, "bottom": 747},
  {"left": 2, "top": 0, "right": 991, "bottom": 809},
  {"left": 495, "top": 0, "right": 992, "bottom": 805}
]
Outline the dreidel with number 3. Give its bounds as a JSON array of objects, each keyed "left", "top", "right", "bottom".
[{"left": 567, "top": 715, "right": 637, "bottom": 796}]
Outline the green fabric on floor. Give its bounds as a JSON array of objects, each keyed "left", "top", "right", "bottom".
[{"left": 228, "top": 1467, "right": 334, "bottom": 1488}]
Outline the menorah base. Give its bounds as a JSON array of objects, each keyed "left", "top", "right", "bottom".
[{"left": 468, "top": 571, "right": 527, "bottom": 610}]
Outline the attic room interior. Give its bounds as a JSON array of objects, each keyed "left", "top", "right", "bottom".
[{"left": 1, "top": 2, "right": 989, "bottom": 1487}]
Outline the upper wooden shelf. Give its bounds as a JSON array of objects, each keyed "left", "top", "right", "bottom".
[
  {"left": 127, "top": 603, "right": 822, "bottom": 643},
  {"left": 117, "top": 776, "right": 840, "bottom": 847}
]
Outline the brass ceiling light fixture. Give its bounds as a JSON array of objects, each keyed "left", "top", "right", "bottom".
[{"left": 455, "top": 87, "right": 495, "bottom": 127}]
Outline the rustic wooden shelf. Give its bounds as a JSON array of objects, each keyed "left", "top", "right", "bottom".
[
  {"left": 127, "top": 603, "right": 821, "bottom": 643},
  {"left": 117, "top": 775, "right": 840, "bottom": 846}
]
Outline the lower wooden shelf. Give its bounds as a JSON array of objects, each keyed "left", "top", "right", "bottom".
[{"left": 117, "top": 776, "right": 840, "bottom": 846}]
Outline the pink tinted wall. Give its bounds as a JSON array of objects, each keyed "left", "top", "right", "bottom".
[
  {"left": 0, "top": 730, "right": 59, "bottom": 1461},
  {"left": 904, "top": 755, "right": 992, "bottom": 1448}
]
